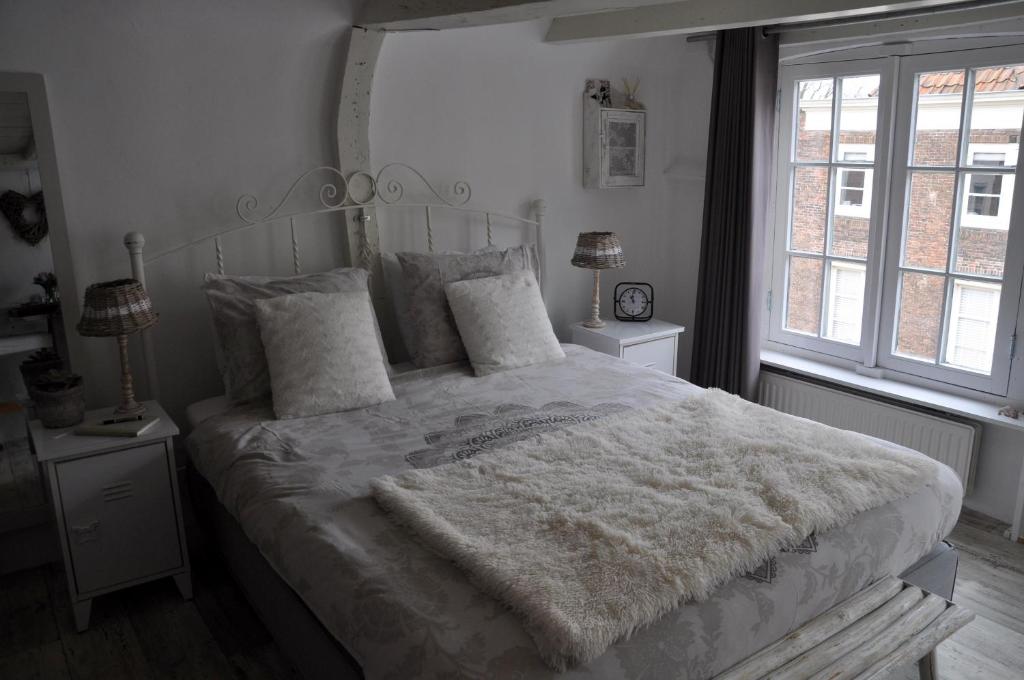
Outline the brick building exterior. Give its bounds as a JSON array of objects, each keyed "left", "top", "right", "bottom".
[{"left": 784, "top": 67, "right": 1022, "bottom": 367}]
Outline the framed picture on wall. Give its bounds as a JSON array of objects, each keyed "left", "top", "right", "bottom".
[{"left": 584, "top": 104, "right": 645, "bottom": 189}]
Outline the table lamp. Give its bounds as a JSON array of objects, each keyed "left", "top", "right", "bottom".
[
  {"left": 571, "top": 232, "right": 624, "bottom": 329},
  {"left": 77, "top": 279, "right": 158, "bottom": 418}
]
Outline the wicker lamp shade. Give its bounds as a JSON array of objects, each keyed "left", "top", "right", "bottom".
[
  {"left": 77, "top": 279, "right": 158, "bottom": 419},
  {"left": 571, "top": 232, "right": 625, "bottom": 330},
  {"left": 570, "top": 232, "right": 625, "bottom": 270},
  {"left": 77, "top": 279, "right": 158, "bottom": 337}
]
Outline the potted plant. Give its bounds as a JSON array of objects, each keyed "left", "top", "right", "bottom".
[{"left": 30, "top": 370, "right": 85, "bottom": 428}]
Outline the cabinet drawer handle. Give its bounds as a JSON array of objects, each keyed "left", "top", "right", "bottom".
[
  {"left": 102, "top": 480, "right": 134, "bottom": 502},
  {"left": 71, "top": 520, "right": 100, "bottom": 544}
]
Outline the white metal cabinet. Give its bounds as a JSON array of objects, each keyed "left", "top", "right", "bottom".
[
  {"left": 30, "top": 401, "right": 191, "bottom": 631},
  {"left": 571, "top": 319, "right": 686, "bottom": 376},
  {"left": 56, "top": 442, "right": 183, "bottom": 594}
]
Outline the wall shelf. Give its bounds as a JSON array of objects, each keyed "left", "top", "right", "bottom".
[{"left": 0, "top": 332, "right": 51, "bottom": 357}]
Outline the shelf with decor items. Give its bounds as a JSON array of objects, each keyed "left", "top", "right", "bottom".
[{"left": 28, "top": 400, "right": 191, "bottom": 631}]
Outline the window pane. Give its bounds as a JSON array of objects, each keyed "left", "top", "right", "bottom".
[
  {"left": 785, "top": 256, "right": 823, "bottom": 335},
  {"left": 831, "top": 183, "right": 871, "bottom": 258},
  {"left": 944, "top": 280, "right": 1001, "bottom": 373},
  {"left": 895, "top": 271, "right": 945, "bottom": 361},
  {"left": 911, "top": 70, "right": 964, "bottom": 166},
  {"left": 791, "top": 166, "right": 828, "bottom": 253},
  {"left": 955, "top": 223, "right": 1009, "bottom": 277},
  {"left": 956, "top": 168, "right": 1013, "bottom": 274},
  {"left": 836, "top": 75, "right": 880, "bottom": 161},
  {"left": 796, "top": 78, "right": 833, "bottom": 162},
  {"left": 824, "top": 262, "right": 865, "bottom": 344},
  {"left": 966, "top": 65, "right": 1024, "bottom": 167},
  {"left": 902, "top": 171, "right": 954, "bottom": 270}
]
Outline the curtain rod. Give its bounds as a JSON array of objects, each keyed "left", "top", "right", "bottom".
[{"left": 763, "top": 0, "right": 1024, "bottom": 36}]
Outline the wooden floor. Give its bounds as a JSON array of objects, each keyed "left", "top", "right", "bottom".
[
  {"left": 887, "top": 509, "right": 1024, "bottom": 680},
  {"left": 0, "top": 437, "right": 43, "bottom": 516},
  {"left": 0, "top": 509, "right": 1021, "bottom": 679}
]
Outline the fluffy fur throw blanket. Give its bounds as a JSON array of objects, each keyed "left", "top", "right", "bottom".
[{"left": 372, "top": 389, "right": 941, "bottom": 670}]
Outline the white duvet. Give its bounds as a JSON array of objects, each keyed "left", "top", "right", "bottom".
[{"left": 188, "top": 345, "right": 963, "bottom": 680}]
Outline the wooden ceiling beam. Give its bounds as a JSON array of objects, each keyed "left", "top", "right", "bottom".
[
  {"left": 357, "top": 0, "right": 680, "bottom": 31},
  {"left": 544, "top": 0, "right": 990, "bottom": 43}
]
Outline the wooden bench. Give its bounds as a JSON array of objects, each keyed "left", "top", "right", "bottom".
[{"left": 715, "top": 577, "right": 973, "bottom": 680}]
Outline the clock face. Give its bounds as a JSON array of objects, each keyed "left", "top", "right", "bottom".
[
  {"left": 618, "top": 287, "right": 649, "bottom": 316},
  {"left": 614, "top": 282, "right": 653, "bottom": 321}
]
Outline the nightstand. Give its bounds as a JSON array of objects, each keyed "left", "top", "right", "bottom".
[
  {"left": 29, "top": 400, "right": 191, "bottom": 631},
  {"left": 571, "top": 319, "right": 686, "bottom": 376}
]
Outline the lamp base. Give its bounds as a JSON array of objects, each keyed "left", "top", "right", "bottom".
[
  {"left": 581, "top": 318, "right": 606, "bottom": 329},
  {"left": 112, "top": 401, "right": 147, "bottom": 419}
]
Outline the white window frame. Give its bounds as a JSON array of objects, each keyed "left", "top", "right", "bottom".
[
  {"left": 769, "top": 44, "right": 1024, "bottom": 397},
  {"left": 877, "top": 45, "right": 1024, "bottom": 395},
  {"left": 769, "top": 58, "right": 894, "bottom": 363}
]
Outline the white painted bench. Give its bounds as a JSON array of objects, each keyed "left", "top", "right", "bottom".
[{"left": 714, "top": 577, "right": 973, "bottom": 680}]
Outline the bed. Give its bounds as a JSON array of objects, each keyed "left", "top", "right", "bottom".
[{"left": 126, "top": 165, "right": 965, "bottom": 679}]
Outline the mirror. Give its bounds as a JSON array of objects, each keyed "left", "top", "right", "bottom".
[{"left": 0, "top": 73, "right": 77, "bottom": 570}]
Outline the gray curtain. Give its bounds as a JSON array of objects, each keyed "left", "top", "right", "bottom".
[{"left": 690, "top": 27, "right": 779, "bottom": 399}]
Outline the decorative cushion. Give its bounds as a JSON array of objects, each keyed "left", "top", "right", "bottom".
[
  {"left": 254, "top": 291, "right": 395, "bottom": 419},
  {"left": 444, "top": 271, "right": 564, "bottom": 376},
  {"left": 201, "top": 268, "right": 389, "bottom": 403},
  {"left": 397, "top": 245, "right": 539, "bottom": 368},
  {"left": 380, "top": 252, "right": 413, "bottom": 363}
]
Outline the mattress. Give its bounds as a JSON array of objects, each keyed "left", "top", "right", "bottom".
[{"left": 187, "top": 345, "right": 963, "bottom": 680}]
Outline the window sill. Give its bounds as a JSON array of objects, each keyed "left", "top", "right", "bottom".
[{"left": 760, "top": 349, "right": 1024, "bottom": 432}]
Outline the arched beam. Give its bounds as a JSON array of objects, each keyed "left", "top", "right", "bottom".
[{"left": 337, "top": 27, "right": 386, "bottom": 270}]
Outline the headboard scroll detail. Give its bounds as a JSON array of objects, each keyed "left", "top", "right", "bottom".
[
  {"left": 123, "top": 164, "right": 546, "bottom": 402},
  {"left": 234, "top": 162, "right": 473, "bottom": 226}
]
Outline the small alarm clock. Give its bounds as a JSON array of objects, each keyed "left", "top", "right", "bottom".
[{"left": 614, "top": 282, "right": 654, "bottom": 322}]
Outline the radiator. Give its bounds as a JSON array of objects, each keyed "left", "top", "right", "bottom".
[{"left": 758, "top": 371, "right": 979, "bottom": 490}]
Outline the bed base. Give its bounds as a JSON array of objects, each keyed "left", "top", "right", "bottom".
[
  {"left": 714, "top": 577, "right": 973, "bottom": 680},
  {"left": 190, "top": 463, "right": 966, "bottom": 680},
  {"left": 189, "top": 466, "right": 363, "bottom": 680}
]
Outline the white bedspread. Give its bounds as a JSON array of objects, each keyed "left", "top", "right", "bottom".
[
  {"left": 373, "top": 390, "right": 941, "bottom": 670},
  {"left": 188, "top": 345, "right": 963, "bottom": 680}
]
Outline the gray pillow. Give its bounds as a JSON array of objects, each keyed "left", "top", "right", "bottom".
[
  {"left": 202, "top": 267, "right": 389, "bottom": 403},
  {"left": 254, "top": 291, "right": 395, "bottom": 419},
  {"left": 445, "top": 271, "right": 564, "bottom": 376},
  {"left": 397, "top": 245, "right": 539, "bottom": 368}
]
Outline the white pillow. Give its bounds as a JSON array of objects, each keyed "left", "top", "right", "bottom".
[
  {"left": 254, "top": 291, "right": 395, "bottom": 419},
  {"left": 444, "top": 271, "right": 564, "bottom": 376}
]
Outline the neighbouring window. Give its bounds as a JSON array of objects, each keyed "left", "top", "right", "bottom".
[
  {"left": 835, "top": 147, "right": 874, "bottom": 219},
  {"left": 770, "top": 47, "right": 1024, "bottom": 395},
  {"left": 945, "top": 280, "right": 1001, "bottom": 372}
]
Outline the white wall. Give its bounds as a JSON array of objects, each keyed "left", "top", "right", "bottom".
[
  {"left": 370, "top": 21, "right": 714, "bottom": 378},
  {"left": 0, "top": 0, "right": 360, "bottom": 421}
]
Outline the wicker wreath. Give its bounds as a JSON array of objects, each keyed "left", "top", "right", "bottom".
[{"left": 0, "top": 190, "right": 48, "bottom": 246}]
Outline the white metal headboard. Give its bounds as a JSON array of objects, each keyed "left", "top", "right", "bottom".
[{"left": 123, "top": 163, "right": 546, "bottom": 400}]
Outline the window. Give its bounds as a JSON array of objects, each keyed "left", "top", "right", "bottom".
[
  {"left": 835, "top": 147, "right": 873, "bottom": 218},
  {"left": 770, "top": 47, "right": 1024, "bottom": 396},
  {"left": 826, "top": 262, "right": 866, "bottom": 344},
  {"left": 946, "top": 280, "right": 1001, "bottom": 372},
  {"left": 960, "top": 145, "right": 1017, "bottom": 229},
  {"left": 774, "top": 71, "right": 881, "bottom": 355}
]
